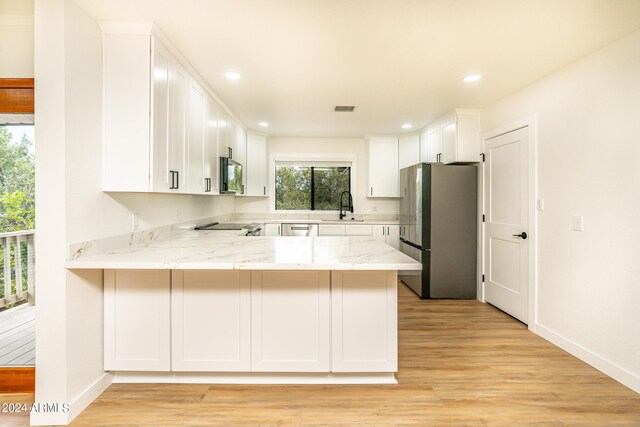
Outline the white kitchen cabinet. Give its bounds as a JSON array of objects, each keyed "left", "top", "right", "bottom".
[
  {"left": 102, "top": 25, "right": 243, "bottom": 195},
  {"left": 246, "top": 133, "right": 268, "bottom": 197},
  {"left": 104, "top": 269, "right": 171, "bottom": 371},
  {"left": 235, "top": 126, "right": 247, "bottom": 195},
  {"left": 331, "top": 271, "right": 397, "bottom": 372},
  {"left": 399, "top": 134, "right": 420, "bottom": 169},
  {"left": 251, "top": 271, "right": 331, "bottom": 372},
  {"left": 186, "top": 78, "right": 207, "bottom": 194},
  {"left": 372, "top": 225, "right": 401, "bottom": 249},
  {"left": 205, "top": 97, "right": 220, "bottom": 194},
  {"left": 171, "top": 270, "right": 251, "bottom": 371},
  {"left": 150, "top": 38, "right": 188, "bottom": 193},
  {"left": 263, "top": 223, "right": 281, "bottom": 236},
  {"left": 366, "top": 136, "right": 399, "bottom": 197},
  {"left": 420, "top": 126, "right": 442, "bottom": 163},
  {"left": 227, "top": 121, "right": 237, "bottom": 160},
  {"left": 434, "top": 109, "right": 481, "bottom": 164},
  {"left": 345, "top": 224, "right": 373, "bottom": 236},
  {"left": 319, "top": 224, "right": 346, "bottom": 236}
]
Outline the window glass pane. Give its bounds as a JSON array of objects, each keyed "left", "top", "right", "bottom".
[
  {"left": 275, "top": 166, "right": 311, "bottom": 210},
  {"left": 313, "top": 167, "right": 350, "bottom": 210}
]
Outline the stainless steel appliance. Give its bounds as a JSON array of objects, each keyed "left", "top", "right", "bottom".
[
  {"left": 399, "top": 163, "right": 477, "bottom": 299},
  {"left": 282, "top": 223, "right": 319, "bottom": 237},
  {"left": 220, "top": 156, "right": 243, "bottom": 194}
]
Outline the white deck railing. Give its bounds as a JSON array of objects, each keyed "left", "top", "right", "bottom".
[{"left": 0, "top": 230, "right": 35, "bottom": 310}]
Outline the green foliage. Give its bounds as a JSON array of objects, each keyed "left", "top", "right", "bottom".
[
  {"left": 275, "top": 165, "right": 350, "bottom": 211},
  {"left": 275, "top": 166, "right": 311, "bottom": 210},
  {"left": 0, "top": 127, "right": 35, "bottom": 233},
  {"left": 313, "top": 167, "right": 349, "bottom": 210}
]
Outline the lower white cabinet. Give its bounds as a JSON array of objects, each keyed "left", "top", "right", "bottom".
[
  {"left": 372, "top": 225, "right": 401, "bottom": 250},
  {"left": 104, "top": 269, "right": 397, "bottom": 375},
  {"left": 263, "top": 223, "right": 281, "bottom": 236},
  {"left": 104, "top": 270, "right": 171, "bottom": 371},
  {"left": 319, "top": 224, "right": 346, "bottom": 236},
  {"left": 171, "top": 270, "right": 251, "bottom": 371},
  {"left": 250, "top": 271, "right": 330, "bottom": 372},
  {"left": 344, "top": 224, "right": 373, "bottom": 236},
  {"left": 331, "top": 271, "right": 397, "bottom": 372}
]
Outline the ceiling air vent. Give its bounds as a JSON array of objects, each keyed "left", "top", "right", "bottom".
[{"left": 334, "top": 106, "right": 356, "bottom": 112}]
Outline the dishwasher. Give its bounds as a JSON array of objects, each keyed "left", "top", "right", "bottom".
[{"left": 281, "top": 223, "right": 318, "bottom": 236}]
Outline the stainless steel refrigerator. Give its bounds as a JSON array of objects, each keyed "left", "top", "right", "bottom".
[{"left": 399, "top": 163, "right": 478, "bottom": 298}]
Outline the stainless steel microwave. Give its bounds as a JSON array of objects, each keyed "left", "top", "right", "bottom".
[{"left": 220, "top": 156, "right": 243, "bottom": 194}]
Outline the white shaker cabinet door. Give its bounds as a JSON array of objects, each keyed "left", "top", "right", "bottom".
[
  {"left": 385, "top": 225, "right": 401, "bottom": 250},
  {"left": 150, "top": 39, "right": 172, "bottom": 192},
  {"left": 171, "top": 270, "right": 251, "bottom": 371},
  {"left": 104, "top": 269, "right": 171, "bottom": 371},
  {"left": 186, "top": 78, "right": 207, "bottom": 194},
  {"left": 251, "top": 271, "right": 330, "bottom": 372},
  {"left": 367, "top": 136, "right": 399, "bottom": 197},
  {"left": 331, "top": 271, "right": 397, "bottom": 372},
  {"left": 246, "top": 133, "right": 268, "bottom": 196}
]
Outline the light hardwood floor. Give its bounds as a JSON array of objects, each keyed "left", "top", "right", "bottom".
[{"left": 5, "top": 283, "right": 640, "bottom": 426}]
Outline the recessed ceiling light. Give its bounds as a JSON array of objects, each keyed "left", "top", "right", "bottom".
[
  {"left": 401, "top": 124, "right": 412, "bottom": 129},
  {"left": 225, "top": 71, "right": 242, "bottom": 80},
  {"left": 258, "top": 122, "right": 269, "bottom": 127},
  {"left": 463, "top": 74, "right": 482, "bottom": 83}
]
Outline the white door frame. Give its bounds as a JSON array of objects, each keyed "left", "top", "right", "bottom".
[{"left": 479, "top": 115, "right": 538, "bottom": 331}]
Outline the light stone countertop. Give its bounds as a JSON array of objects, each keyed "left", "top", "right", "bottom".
[{"left": 65, "top": 232, "right": 421, "bottom": 271}]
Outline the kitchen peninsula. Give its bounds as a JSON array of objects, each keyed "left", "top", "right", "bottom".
[{"left": 67, "top": 231, "right": 421, "bottom": 384}]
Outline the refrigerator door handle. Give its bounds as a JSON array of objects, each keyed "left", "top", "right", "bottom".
[{"left": 400, "top": 238, "right": 426, "bottom": 251}]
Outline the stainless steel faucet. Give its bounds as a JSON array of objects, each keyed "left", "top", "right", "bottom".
[{"left": 339, "top": 191, "right": 353, "bottom": 220}]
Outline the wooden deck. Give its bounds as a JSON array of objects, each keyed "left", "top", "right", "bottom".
[{"left": 0, "top": 304, "right": 35, "bottom": 366}]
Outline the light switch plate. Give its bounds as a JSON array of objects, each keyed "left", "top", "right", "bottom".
[
  {"left": 537, "top": 198, "right": 544, "bottom": 211},
  {"left": 573, "top": 215, "right": 584, "bottom": 232}
]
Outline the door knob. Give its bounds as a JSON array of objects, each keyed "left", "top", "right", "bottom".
[{"left": 512, "top": 232, "right": 528, "bottom": 239}]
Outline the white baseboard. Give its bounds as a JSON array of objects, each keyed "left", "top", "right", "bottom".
[
  {"left": 535, "top": 322, "right": 640, "bottom": 394},
  {"left": 66, "top": 372, "right": 113, "bottom": 423},
  {"left": 113, "top": 371, "right": 397, "bottom": 385},
  {"left": 31, "top": 373, "right": 113, "bottom": 426}
]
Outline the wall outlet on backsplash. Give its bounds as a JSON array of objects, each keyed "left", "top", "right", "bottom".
[
  {"left": 177, "top": 208, "right": 183, "bottom": 222},
  {"left": 131, "top": 213, "right": 139, "bottom": 231}
]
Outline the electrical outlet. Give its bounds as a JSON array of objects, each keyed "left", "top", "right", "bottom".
[
  {"left": 573, "top": 215, "right": 584, "bottom": 232},
  {"left": 131, "top": 213, "right": 139, "bottom": 231},
  {"left": 537, "top": 198, "right": 544, "bottom": 211},
  {"left": 177, "top": 208, "right": 183, "bottom": 223}
]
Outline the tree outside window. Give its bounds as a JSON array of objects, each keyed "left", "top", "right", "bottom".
[{"left": 275, "top": 164, "right": 350, "bottom": 211}]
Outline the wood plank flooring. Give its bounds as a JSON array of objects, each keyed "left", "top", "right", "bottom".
[
  {"left": 4, "top": 284, "right": 640, "bottom": 426},
  {"left": 0, "top": 305, "right": 35, "bottom": 366}
]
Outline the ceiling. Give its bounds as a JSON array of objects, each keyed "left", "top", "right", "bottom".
[{"left": 74, "top": 0, "right": 640, "bottom": 137}]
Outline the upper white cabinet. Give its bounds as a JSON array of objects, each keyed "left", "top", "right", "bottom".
[
  {"left": 398, "top": 134, "right": 420, "bottom": 169},
  {"left": 186, "top": 78, "right": 207, "bottom": 194},
  {"left": 246, "top": 133, "right": 268, "bottom": 197},
  {"left": 423, "top": 110, "right": 481, "bottom": 164},
  {"left": 102, "top": 24, "right": 245, "bottom": 195},
  {"left": 366, "top": 136, "right": 399, "bottom": 198},
  {"left": 420, "top": 127, "right": 442, "bottom": 163}
]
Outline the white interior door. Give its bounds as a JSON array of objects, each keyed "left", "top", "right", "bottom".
[{"left": 484, "top": 127, "right": 529, "bottom": 323}]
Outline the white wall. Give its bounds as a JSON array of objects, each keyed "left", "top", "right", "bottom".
[
  {"left": 34, "top": 0, "right": 236, "bottom": 424},
  {"left": 0, "top": 0, "right": 34, "bottom": 77},
  {"left": 482, "top": 29, "right": 640, "bottom": 392},
  {"left": 235, "top": 137, "right": 399, "bottom": 216}
]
